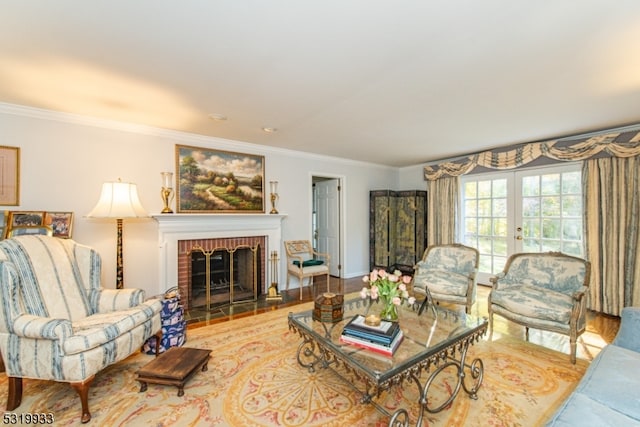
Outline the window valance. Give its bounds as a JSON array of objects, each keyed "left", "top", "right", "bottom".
[{"left": 424, "top": 128, "right": 640, "bottom": 181}]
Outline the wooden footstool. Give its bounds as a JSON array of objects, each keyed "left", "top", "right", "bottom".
[{"left": 136, "top": 347, "right": 211, "bottom": 396}]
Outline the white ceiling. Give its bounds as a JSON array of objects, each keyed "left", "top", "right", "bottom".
[{"left": 2, "top": 1, "right": 640, "bottom": 167}]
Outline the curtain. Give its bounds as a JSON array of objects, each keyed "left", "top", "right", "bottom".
[
  {"left": 427, "top": 176, "right": 458, "bottom": 245},
  {"left": 583, "top": 156, "right": 640, "bottom": 315},
  {"left": 424, "top": 130, "right": 640, "bottom": 181}
]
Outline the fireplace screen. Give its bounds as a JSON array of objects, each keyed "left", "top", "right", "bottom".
[{"left": 190, "top": 244, "right": 261, "bottom": 310}]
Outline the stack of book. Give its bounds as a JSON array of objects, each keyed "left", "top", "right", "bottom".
[{"left": 339, "top": 314, "right": 404, "bottom": 356}]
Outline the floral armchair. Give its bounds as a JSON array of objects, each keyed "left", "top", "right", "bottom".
[
  {"left": 412, "top": 243, "right": 479, "bottom": 314},
  {"left": 0, "top": 236, "right": 162, "bottom": 423},
  {"left": 488, "top": 251, "right": 591, "bottom": 364}
]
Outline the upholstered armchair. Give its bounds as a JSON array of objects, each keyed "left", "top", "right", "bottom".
[
  {"left": 284, "top": 240, "right": 331, "bottom": 299},
  {"left": 488, "top": 251, "right": 591, "bottom": 364},
  {"left": 412, "top": 243, "right": 479, "bottom": 314},
  {"left": 0, "top": 236, "right": 162, "bottom": 423}
]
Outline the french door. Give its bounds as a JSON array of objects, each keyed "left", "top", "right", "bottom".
[{"left": 460, "top": 163, "right": 583, "bottom": 284}]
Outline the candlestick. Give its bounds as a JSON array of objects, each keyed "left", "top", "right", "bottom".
[
  {"left": 269, "top": 180, "right": 279, "bottom": 214},
  {"left": 160, "top": 172, "right": 174, "bottom": 214}
]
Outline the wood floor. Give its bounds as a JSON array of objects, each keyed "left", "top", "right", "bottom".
[{"left": 186, "top": 276, "right": 620, "bottom": 362}]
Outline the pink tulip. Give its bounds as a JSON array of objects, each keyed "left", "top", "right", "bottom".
[
  {"left": 392, "top": 297, "right": 401, "bottom": 306},
  {"left": 370, "top": 270, "right": 379, "bottom": 282},
  {"left": 370, "top": 285, "right": 379, "bottom": 299}
]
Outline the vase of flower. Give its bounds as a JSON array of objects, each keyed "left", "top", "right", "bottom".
[
  {"left": 361, "top": 268, "right": 416, "bottom": 323},
  {"left": 379, "top": 297, "right": 399, "bottom": 322}
]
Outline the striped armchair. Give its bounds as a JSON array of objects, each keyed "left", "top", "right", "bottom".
[{"left": 0, "top": 236, "right": 162, "bottom": 423}]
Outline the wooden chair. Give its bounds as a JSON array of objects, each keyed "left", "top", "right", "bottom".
[
  {"left": 284, "top": 240, "right": 331, "bottom": 299},
  {"left": 488, "top": 251, "right": 591, "bottom": 364}
]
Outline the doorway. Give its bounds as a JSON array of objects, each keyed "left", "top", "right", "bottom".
[
  {"left": 460, "top": 163, "right": 584, "bottom": 284},
  {"left": 312, "top": 175, "right": 343, "bottom": 278}
]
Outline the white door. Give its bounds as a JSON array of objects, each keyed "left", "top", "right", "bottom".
[
  {"left": 315, "top": 179, "right": 341, "bottom": 277},
  {"left": 461, "top": 163, "right": 583, "bottom": 284}
]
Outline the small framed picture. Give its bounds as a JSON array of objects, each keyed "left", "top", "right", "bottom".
[
  {"left": 0, "top": 146, "right": 20, "bottom": 206},
  {"left": 7, "top": 226, "right": 52, "bottom": 238},
  {"left": 0, "top": 211, "right": 6, "bottom": 239},
  {"left": 7, "top": 211, "right": 45, "bottom": 228},
  {"left": 44, "top": 212, "right": 74, "bottom": 238}
]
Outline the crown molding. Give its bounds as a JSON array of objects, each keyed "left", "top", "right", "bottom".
[{"left": 0, "top": 102, "right": 394, "bottom": 169}]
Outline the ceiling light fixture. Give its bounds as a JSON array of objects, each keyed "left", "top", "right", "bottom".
[
  {"left": 262, "top": 127, "right": 277, "bottom": 133},
  {"left": 208, "top": 113, "right": 227, "bottom": 121}
]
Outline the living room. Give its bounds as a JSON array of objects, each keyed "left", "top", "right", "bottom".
[{"left": 1, "top": 2, "right": 640, "bottom": 426}]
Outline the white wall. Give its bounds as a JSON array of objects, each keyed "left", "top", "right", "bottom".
[
  {"left": 0, "top": 103, "right": 400, "bottom": 296},
  {"left": 398, "top": 164, "right": 427, "bottom": 190}
]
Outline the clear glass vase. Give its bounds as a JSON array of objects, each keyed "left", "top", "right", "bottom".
[{"left": 379, "top": 298, "right": 399, "bottom": 322}]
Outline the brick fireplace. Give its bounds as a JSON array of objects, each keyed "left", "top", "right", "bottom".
[
  {"left": 178, "top": 236, "right": 265, "bottom": 310},
  {"left": 153, "top": 214, "right": 286, "bottom": 307}
]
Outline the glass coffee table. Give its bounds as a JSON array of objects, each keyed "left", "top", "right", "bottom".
[{"left": 288, "top": 296, "right": 487, "bottom": 426}]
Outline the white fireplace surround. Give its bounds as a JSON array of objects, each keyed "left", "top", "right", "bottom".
[{"left": 153, "top": 213, "right": 287, "bottom": 296}]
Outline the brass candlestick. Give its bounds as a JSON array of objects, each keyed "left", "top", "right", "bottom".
[
  {"left": 160, "top": 172, "right": 174, "bottom": 213},
  {"left": 269, "top": 180, "right": 279, "bottom": 214}
]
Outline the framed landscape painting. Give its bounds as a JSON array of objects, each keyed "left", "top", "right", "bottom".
[{"left": 176, "top": 144, "right": 265, "bottom": 213}]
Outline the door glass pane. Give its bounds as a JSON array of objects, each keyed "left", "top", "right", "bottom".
[
  {"left": 523, "top": 238, "right": 540, "bottom": 252},
  {"left": 562, "top": 195, "right": 582, "bottom": 216},
  {"left": 493, "top": 198, "right": 507, "bottom": 216},
  {"left": 493, "top": 238, "right": 508, "bottom": 256},
  {"left": 478, "top": 199, "right": 491, "bottom": 216},
  {"left": 522, "top": 176, "right": 539, "bottom": 196},
  {"left": 522, "top": 197, "right": 540, "bottom": 217},
  {"left": 541, "top": 196, "right": 561, "bottom": 216},
  {"left": 541, "top": 173, "right": 561, "bottom": 195},
  {"left": 562, "top": 171, "right": 581, "bottom": 194},
  {"left": 493, "top": 218, "right": 508, "bottom": 236}
]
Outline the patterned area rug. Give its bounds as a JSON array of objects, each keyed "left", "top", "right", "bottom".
[{"left": 0, "top": 303, "right": 588, "bottom": 426}]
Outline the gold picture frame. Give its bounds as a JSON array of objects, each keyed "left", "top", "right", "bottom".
[
  {"left": 44, "top": 211, "right": 74, "bottom": 238},
  {"left": 5, "top": 210, "right": 45, "bottom": 239},
  {"left": 7, "top": 211, "right": 45, "bottom": 228},
  {"left": 0, "top": 146, "right": 20, "bottom": 206},
  {"left": 0, "top": 211, "right": 6, "bottom": 240},
  {"left": 176, "top": 144, "right": 265, "bottom": 213},
  {"left": 7, "top": 225, "right": 53, "bottom": 238}
]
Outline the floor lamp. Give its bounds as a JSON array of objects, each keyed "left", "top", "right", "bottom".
[{"left": 87, "top": 179, "right": 148, "bottom": 289}]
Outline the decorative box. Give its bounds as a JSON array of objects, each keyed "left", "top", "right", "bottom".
[{"left": 313, "top": 292, "right": 344, "bottom": 323}]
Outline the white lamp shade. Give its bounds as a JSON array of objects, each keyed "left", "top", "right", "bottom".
[{"left": 87, "top": 181, "right": 148, "bottom": 218}]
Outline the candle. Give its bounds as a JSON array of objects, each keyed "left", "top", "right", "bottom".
[
  {"left": 161, "top": 172, "right": 173, "bottom": 189},
  {"left": 270, "top": 181, "right": 278, "bottom": 194}
]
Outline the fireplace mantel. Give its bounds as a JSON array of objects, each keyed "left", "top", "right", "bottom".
[{"left": 153, "top": 213, "right": 287, "bottom": 295}]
